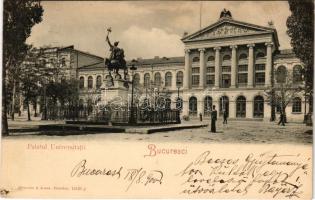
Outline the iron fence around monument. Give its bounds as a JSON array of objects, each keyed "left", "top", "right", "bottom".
[{"left": 45, "top": 105, "right": 180, "bottom": 125}]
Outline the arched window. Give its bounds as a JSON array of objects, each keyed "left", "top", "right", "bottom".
[
  {"left": 219, "top": 96, "right": 229, "bottom": 117},
  {"left": 144, "top": 73, "right": 150, "bottom": 87},
  {"left": 154, "top": 73, "right": 161, "bottom": 86},
  {"left": 105, "top": 75, "right": 113, "bottom": 87},
  {"left": 292, "top": 97, "right": 302, "bottom": 113},
  {"left": 165, "top": 72, "right": 172, "bottom": 87},
  {"left": 176, "top": 71, "right": 183, "bottom": 87},
  {"left": 165, "top": 98, "right": 171, "bottom": 110},
  {"left": 79, "top": 77, "right": 84, "bottom": 89},
  {"left": 88, "top": 76, "right": 93, "bottom": 89},
  {"left": 256, "top": 52, "right": 265, "bottom": 59},
  {"left": 276, "top": 65, "right": 287, "bottom": 83},
  {"left": 239, "top": 53, "right": 248, "bottom": 60},
  {"left": 133, "top": 73, "right": 140, "bottom": 86},
  {"left": 192, "top": 57, "right": 200, "bottom": 63},
  {"left": 293, "top": 65, "right": 303, "bottom": 83},
  {"left": 207, "top": 56, "right": 215, "bottom": 62},
  {"left": 189, "top": 96, "right": 197, "bottom": 116},
  {"left": 254, "top": 96, "right": 264, "bottom": 118},
  {"left": 236, "top": 96, "right": 246, "bottom": 118},
  {"left": 96, "top": 75, "right": 102, "bottom": 89},
  {"left": 223, "top": 54, "right": 231, "bottom": 61},
  {"left": 176, "top": 97, "right": 183, "bottom": 111},
  {"left": 204, "top": 96, "right": 212, "bottom": 116},
  {"left": 61, "top": 57, "right": 66, "bottom": 66}
]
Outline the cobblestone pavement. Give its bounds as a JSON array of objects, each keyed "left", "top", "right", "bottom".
[{"left": 7, "top": 119, "right": 312, "bottom": 145}]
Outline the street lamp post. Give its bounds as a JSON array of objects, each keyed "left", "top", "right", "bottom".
[{"left": 129, "top": 59, "right": 137, "bottom": 124}]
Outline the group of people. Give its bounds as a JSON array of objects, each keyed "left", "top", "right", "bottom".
[
  {"left": 209, "top": 106, "right": 228, "bottom": 133},
  {"left": 206, "top": 106, "right": 286, "bottom": 133}
]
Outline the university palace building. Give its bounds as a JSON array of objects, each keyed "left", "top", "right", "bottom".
[{"left": 28, "top": 10, "right": 308, "bottom": 122}]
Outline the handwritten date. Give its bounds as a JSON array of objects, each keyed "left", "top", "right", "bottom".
[{"left": 70, "top": 159, "right": 163, "bottom": 192}]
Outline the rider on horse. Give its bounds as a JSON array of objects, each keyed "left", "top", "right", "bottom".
[
  {"left": 106, "top": 36, "right": 122, "bottom": 62},
  {"left": 105, "top": 34, "right": 127, "bottom": 80}
]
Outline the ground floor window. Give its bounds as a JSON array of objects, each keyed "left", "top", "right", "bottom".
[
  {"left": 219, "top": 96, "right": 229, "bottom": 116},
  {"left": 292, "top": 97, "right": 302, "bottom": 113},
  {"left": 189, "top": 97, "right": 197, "bottom": 116},
  {"left": 254, "top": 96, "right": 264, "bottom": 118},
  {"left": 236, "top": 96, "right": 246, "bottom": 118},
  {"left": 204, "top": 96, "right": 212, "bottom": 116}
]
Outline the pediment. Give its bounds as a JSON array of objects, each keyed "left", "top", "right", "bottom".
[{"left": 183, "top": 20, "right": 273, "bottom": 42}]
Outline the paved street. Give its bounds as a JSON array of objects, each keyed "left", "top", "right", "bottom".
[{"left": 6, "top": 119, "right": 312, "bottom": 145}]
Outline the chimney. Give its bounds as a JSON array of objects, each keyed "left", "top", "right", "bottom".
[
  {"left": 154, "top": 56, "right": 159, "bottom": 59},
  {"left": 183, "top": 32, "right": 188, "bottom": 37}
]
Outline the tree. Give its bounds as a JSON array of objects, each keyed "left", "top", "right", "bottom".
[
  {"left": 265, "top": 70, "right": 302, "bottom": 123},
  {"left": 3, "top": 0, "right": 43, "bottom": 135},
  {"left": 287, "top": 0, "right": 314, "bottom": 125},
  {"left": 19, "top": 54, "right": 42, "bottom": 121}
]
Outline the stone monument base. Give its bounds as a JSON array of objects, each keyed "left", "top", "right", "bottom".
[{"left": 100, "top": 79, "right": 129, "bottom": 106}]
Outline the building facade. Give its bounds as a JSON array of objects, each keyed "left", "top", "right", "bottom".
[{"left": 74, "top": 12, "right": 307, "bottom": 122}]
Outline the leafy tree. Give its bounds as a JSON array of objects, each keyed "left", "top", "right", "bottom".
[
  {"left": 3, "top": 0, "right": 43, "bottom": 135},
  {"left": 287, "top": 0, "right": 314, "bottom": 125}
]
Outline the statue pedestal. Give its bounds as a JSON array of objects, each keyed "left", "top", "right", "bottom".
[{"left": 100, "top": 79, "right": 129, "bottom": 107}]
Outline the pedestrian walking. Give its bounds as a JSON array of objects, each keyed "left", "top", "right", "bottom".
[
  {"left": 278, "top": 111, "right": 285, "bottom": 126},
  {"left": 223, "top": 109, "right": 228, "bottom": 124},
  {"left": 210, "top": 105, "right": 217, "bottom": 133},
  {"left": 199, "top": 113, "right": 203, "bottom": 122}
]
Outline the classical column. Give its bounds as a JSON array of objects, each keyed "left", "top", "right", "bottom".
[
  {"left": 247, "top": 44, "right": 255, "bottom": 87},
  {"left": 183, "top": 49, "right": 190, "bottom": 89},
  {"left": 199, "top": 48, "right": 205, "bottom": 88},
  {"left": 214, "top": 47, "right": 221, "bottom": 88},
  {"left": 93, "top": 75, "right": 97, "bottom": 88},
  {"left": 84, "top": 75, "right": 88, "bottom": 88},
  {"left": 230, "top": 45, "right": 237, "bottom": 88},
  {"left": 265, "top": 42, "right": 273, "bottom": 87}
]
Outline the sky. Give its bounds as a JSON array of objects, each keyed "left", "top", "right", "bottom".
[{"left": 26, "top": 1, "right": 292, "bottom": 59}]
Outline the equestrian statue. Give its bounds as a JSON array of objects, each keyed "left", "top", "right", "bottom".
[{"left": 105, "top": 28, "right": 128, "bottom": 81}]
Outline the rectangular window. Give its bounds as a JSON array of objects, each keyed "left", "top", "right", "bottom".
[
  {"left": 255, "top": 64, "right": 265, "bottom": 71},
  {"left": 221, "top": 74, "right": 231, "bottom": 88},
  {"left": 192, "top": 75, "right": 199, "bottom": 86},
  {"left": 238, "top": 73, "right": 248, "bottom": 84},
  {"left": 238, "top": 65, "right": 248, "bottom": 72},
  {"left": 206, "top": 67, "right": 215, "bottom": 73},
  {"left": 255, "top": 72, "right": 265, "bottom": 84},
  {"left": 206, "top": 75, "right": 215, "bottom": 86},
  {"left": 192, "top": 67, "right": 200, "bottom": 73},
  {"left": 222, "top": 66, "right": 231, "bottom": 73}
]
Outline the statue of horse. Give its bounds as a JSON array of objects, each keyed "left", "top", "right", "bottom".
[{"left": 105, "top": 35, "right": 128, "bottom": 81}]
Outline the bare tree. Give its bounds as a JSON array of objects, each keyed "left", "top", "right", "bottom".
[{"left": 265, "top": 69, "right": 302, "bottom": 123}]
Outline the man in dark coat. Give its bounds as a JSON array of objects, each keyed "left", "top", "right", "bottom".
[{"left": 210, "top": 105, "right": 217, "bottom": 133}]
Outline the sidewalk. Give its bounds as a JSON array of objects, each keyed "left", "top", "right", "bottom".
[{"left": 8, "top": 118, "right": 208, "bottom": 135}]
